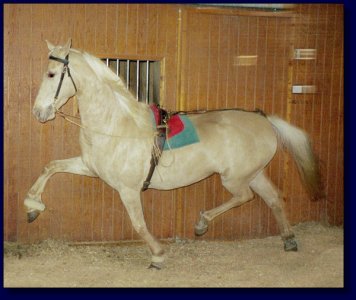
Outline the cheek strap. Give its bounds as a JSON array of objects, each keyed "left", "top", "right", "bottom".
[{"left": 49, "top": 54, "right": 77, "bottom": 100}]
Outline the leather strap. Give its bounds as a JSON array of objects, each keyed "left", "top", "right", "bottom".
[
  {"left": 49, "top": 55, "right": 69, "bottom": 65},
  {"left": 49, "top": 54, "right": 77, "bottom": 100},
  {"left": 141, "top": 106, "right": 168, "bottom": 192},
  {"left": 175, "top": 107, "right": 266, "bottom": 117}
]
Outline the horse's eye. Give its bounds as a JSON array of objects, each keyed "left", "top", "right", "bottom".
[{"left": 48, "top": 72, "right": 55, "bottom": 78}]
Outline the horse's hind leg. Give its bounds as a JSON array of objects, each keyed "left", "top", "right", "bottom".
[
  {"left": 195, "top": 185, "right": 254, "bottom": 236},
  {"left": 249, "top": 171, "right": 298, "bottom": 251}
]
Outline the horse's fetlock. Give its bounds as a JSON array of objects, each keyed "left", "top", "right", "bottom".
[
  {"left": 24, "top": 197, "right": 45, "bottom": 212},
  {"left": 152, "top": 254, "right": 165, "bottom": 263},
  {"left": 195, "top": 211, "right": 209, "bottom": 236},
  {"left": 199, "top": 211, "right": 210, "bottom": 222},
  {"left": 134, "top": 225, "right": 146, "bottom": 235},
  {"left": 149, "top": 253, "right": 165, "bottom": 269},
  {"left": 155, "top": 248, "right": 165, "bottom": 256},
  {"left": 282, "top": 232, "right": 295, "bottom": 241}
]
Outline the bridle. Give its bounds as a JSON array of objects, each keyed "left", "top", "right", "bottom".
[
  {"left": 49, "top": 54, "right": 78, "bottom": 102},
  {"left": 47, "top": 53, "right": 155, "bottom": 139}
]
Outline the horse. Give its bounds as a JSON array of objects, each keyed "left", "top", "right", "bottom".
[{"left": 25, "top": 39, "right": 323, "bottom": 269}]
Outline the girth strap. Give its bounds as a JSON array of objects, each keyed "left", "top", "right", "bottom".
[{"left": 141, "top": 106, "right": 168, "bottom": 192}]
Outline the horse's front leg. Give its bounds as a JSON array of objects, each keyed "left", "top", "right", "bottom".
[
  {"left": 119, "top": 186, "right": 164, "bottom": 269},
  {"left": 24, "top": 156, "right": 97, "bottom": 222}
]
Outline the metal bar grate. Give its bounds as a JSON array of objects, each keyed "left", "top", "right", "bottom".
[{"left": 101, "top": 58, "right": 160, "bottom": 105}]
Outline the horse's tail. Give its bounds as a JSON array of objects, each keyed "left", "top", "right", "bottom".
[{"left": 266, "top": 115, "right": 324, "bottom": 201}]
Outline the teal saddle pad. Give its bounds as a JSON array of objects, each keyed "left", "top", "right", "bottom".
[
  {"left": 149, "top": 106, "right": 200, "bottom": 150},
  {"left": 163, "top": 114, "right": 200, "bottom": 150}
]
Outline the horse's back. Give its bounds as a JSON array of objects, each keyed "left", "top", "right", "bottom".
[{"left": 190, "top": 110, "right": 277, "bottom": 154}]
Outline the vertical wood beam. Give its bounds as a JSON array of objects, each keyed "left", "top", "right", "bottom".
[
  {"left": 282, "top": 16, "right": 295, "bottom": 202},
  {"left": 174, "top": 7, "right": 187, "bottom": 238}
]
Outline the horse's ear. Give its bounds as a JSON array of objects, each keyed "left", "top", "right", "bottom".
[
  {"left": 63, "top": 38, "right": 72, "bottom": 54},
  {"left": 46, "top": 40, "right": 55, "bottom": 51}
]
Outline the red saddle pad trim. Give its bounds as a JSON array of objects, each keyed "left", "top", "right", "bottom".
[{"left": 150, "top": 105, "right": 184, "bottom": 138}]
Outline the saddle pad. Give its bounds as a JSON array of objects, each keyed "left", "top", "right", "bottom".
[{"left": 150, "top": 105, "right": 200, "bottom": 150}]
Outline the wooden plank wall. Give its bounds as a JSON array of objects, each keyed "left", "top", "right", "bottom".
[
  {"left": 288, "top": 4, "right": 344, "bottom": 226},
  {"left": 4, "top": 4, "right": 343, "bottom": 243}
]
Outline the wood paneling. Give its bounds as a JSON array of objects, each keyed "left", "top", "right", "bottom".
[
  {"left": 288, "top": 4, "right": 344, "bottom": 226},
  {"left": 4, "top": 4, "right": 343, "bottom": 243}
]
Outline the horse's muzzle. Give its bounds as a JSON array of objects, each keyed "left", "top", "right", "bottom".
[{"left": 32, "top": 105, "right": 55, "bottom": 123}]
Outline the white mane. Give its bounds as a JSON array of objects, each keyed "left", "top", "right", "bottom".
[
  {"left": 75, "top": 50, "right": 154, "bottom": 132},
  {"left": 81, "top": 51, "right": 123, "bottom": 85}
]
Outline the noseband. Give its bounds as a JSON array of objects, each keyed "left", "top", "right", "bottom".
[{"left": 49, "top": 54, "right": 77, "bottom": 101}]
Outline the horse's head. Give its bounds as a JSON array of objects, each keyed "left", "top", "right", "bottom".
[{"left": 33, "top": 39, "right": 77, "bottom": 122}]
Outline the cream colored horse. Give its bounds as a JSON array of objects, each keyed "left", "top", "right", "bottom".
[{"left": 25, "top": 39, "right": 322, "bottom": 268}]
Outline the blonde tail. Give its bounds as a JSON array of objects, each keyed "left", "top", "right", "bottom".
[{"left": 267, "top": 115, "right": 324, "bottom": 200}]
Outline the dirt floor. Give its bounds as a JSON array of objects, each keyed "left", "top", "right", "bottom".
[{"left": 4, "top": 222, "right": 343, "bottom": 288}]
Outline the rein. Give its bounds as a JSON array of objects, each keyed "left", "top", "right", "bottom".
[{"left": 55, "top": 109, "right": 156, "bottom": 139}]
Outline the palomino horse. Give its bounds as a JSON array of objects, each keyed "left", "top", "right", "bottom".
[{"left": 25, "top": 39, "right": 323, "bottom": 269}]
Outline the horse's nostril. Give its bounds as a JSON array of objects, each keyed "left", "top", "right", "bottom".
[
  {"left": 32, "top": 106, "right": 53, "bottom": 122},
  {"left": 32, "top": 107, "right": 40, "bottom": 119}
]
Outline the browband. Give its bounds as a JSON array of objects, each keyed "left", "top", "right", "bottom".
[{"left": 49, "top": 55, "right": 69, "bottom": 65}]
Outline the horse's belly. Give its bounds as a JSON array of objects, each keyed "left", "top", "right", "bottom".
[
  {"left": 148, "top": 143, "right": 218, "bottom": 190},
  {"left": 149, "top": 163, "right": 214, "bottom": 190}
]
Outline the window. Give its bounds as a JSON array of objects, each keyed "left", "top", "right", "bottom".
[{"left": 102, "top": 58, "right": 160, "bottom": 105}]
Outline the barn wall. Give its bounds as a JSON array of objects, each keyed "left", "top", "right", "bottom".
[
  {"left": 4, "top": 4, "right": 343, "bottom": 243},
  {"left": 288, "top": 4, "right": 344, "bottom": 226}
]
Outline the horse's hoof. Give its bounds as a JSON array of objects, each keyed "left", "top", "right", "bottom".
[
  {"left": 195, "top": 223, "right": 208, "bottom": 236},
  {"left": 27, "top": 210, "right": 40, "bottom": 223},
  {"left": 148, "top": 262, "right": 162, "bottom": 270},
  {"left": 195, "top": 212, "right": 208, "bottom": 236},
  {"left": 284, "top": 238, "right": 298, "bottom": 251}
]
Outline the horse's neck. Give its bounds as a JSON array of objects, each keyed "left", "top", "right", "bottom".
[{"left": 76, "top": 80, "right": 152, "bottom": 137}]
